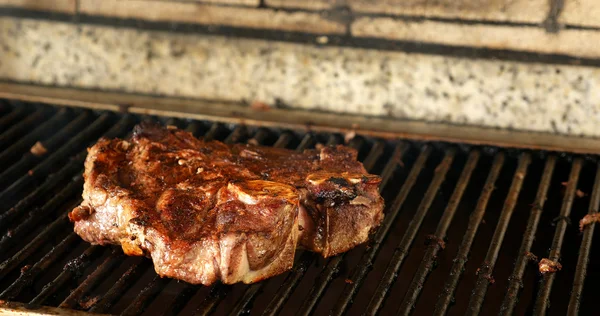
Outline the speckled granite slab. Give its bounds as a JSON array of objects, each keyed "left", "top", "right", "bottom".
[{"left": 1, "top": 17, "right": 599, "bottom": 137}]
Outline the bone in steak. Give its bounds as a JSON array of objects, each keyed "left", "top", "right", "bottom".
[{"left": 69, "top": 123, "right": 384, "bottom": 285}]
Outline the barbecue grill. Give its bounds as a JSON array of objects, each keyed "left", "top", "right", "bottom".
[{"left": 0, "top": 96, "right": 599, "bottom": 316}]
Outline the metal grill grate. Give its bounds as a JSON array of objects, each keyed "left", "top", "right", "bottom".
[{"left": 0, "top": 100, "right": 599, "bottom": 315}]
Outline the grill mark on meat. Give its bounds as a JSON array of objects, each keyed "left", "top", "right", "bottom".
[{"left": 70, "top": 122, "right": 384, "bottom": 285}]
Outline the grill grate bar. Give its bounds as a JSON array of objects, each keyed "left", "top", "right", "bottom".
[
  {"left": 185, "top": 121, "right": 205, "bottom": 137},
  {"left": 29, "top": 245, "right": 103, "bottom": 306},
  {"left": 231, "top": 283, "right": 263, "bottom": 316},
  {"left": 0, "top": 205, "right": 74, "bottom": 280},
  {"left": 0, "top": 107, "right": 47, "bottom": 151},
  {"left": 263, "top": 251, "right": 313, "bottom": 316},
  {"left": 121, "top": 275, "right": 171, "bottom": 316},
  {"left": 0, "top": 233, "right": 79, "bottom": 300},
  {"left": 0, "top": 106, "right": 26, "bottom": 132},
  {"left": 0, "top": 116, "right": 132, "bottom": 290},
  {"left": 0, "top": 115, "right": 132, "bottom": 229},
  {"left": 366, "top": 148, "right": 457, "bottom": 314},
  {"left": 203, "top": 123, "right": 222, "bottom": 141},
  {"left": 533, "top": 158, "right": 583, "bottom": 315},
  {"left": 3, "top": 102, "right": 597, "bottom": 315},
  {"left": 0, "top": 108, "right": 70, "bottom": 167},
  {"left": 87, "top": 258, "right": 149, "bottom": 313},
  {"left": 0, "top": 152, "right": 85, "bottom": 231},
  {"left": 466, "top": 153, "right": 532, "bottom": 315},
  {"left": 224, "top": 126, "right": 247, "bottom": 144},
  {"left": 0, "top": 111, "right": 91, "bottom": 191},
  {"left": 296, "top": 134, "right": 314, "bottom": 152},
  {"left": 157, "top": 283, "right": 197, "bottom": 316},
  {"left": 296, "top": 143, "right": 405, "bottom": 316},
  {"left": 567, "top": 161, "right": 600, "bottom": 315},
  {"left": 398, "top": 150, "right": 481, "bottom": 314},
  {"left": 59, "top": 249, "right": 125, "bottom": 309},
  {"left": 0, "top": 112, "right": 113, "bottom": 205},
  {"left": 0, "top": 177, "right": 82, "bottom": 260},
  {"left": 499, "top": 156, "right": 557, "bottom": 315},
  {"left": 273, "top": 132, "right": 292, "bottom": 148},
  {"left": 433, "top": 152, "right": 506, "bottom": 316},
  {"left": 330, "top": 144, "right": 431, "bottom": 316},
  {"left": 249, "top": 128, "right": 269, "bottom": 145}
]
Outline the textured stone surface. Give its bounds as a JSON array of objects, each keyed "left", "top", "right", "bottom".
[
  {"left": 1, "top": 17, "right": 599, "bottom": 137},
  {"left": 560, "top": 0, "right": 600, "bottom": 28},
  {"left": 352, "top": 17, "right": 600, "bottom": 59}
]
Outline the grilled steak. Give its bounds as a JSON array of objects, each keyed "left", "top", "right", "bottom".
[{"left": 70, "top": 123, "right": 384, "bottom": 285}]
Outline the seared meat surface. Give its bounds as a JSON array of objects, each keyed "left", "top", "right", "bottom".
[{"left": 70, "top": 123, "right": 384, "bottom": 285}]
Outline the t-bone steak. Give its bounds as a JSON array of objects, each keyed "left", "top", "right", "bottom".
[{"left": 69, "top": 123, "right": 384, "bottom": 285}]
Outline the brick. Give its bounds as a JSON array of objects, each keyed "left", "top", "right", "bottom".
[
  {"left": 348, "top": 0, "right": 548, "bottom": 24},
  {"left": 352, "top": 17, "right": 600, "bottom": 59},
  {"left": 79, "top": 0, "right": 345, "bottom": 34},
  {"left": 265, "top": 0, "right": 334, "bottom": 10},
  {"left": 163, "top": 0, "right": 259, "bottom": 6},
  {"left": 0, "top": 0, "right": 76, "bottom": 13},
  {"left": 560, "top": 0, "right": 600, "bottom": 28}
]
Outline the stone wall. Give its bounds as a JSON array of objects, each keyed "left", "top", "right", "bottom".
[{"left": 1, "top": 0, "right": 599, "bottom": 136}]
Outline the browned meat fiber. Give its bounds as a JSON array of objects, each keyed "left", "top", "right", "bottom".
[{"left": 69, "top": 123, "right": 384, "bottom": 285}]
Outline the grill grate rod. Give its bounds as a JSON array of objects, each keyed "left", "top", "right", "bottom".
[
  {"left": 59, "top": 249, "right": 125, "bottom": 309},
  {"left": 0, "top": 178, "right": 82, "bottom": 260},
  {"left": 87, "top": 258, "right": 150, "bottom": 313},
  {"left": 296, "top": 143, "right": 405, "bottom": 316},
  {"left": 29, "top": 244, "right": 102, "bottom": 306},
  {"left": 365, "top": 148, "right": 457, "bottom": 315},
  {"left": 202, "top": 123, "right": 222, "bottom": 141},
  {"left": 0, "top": 107, "right": 47, "bottom": 151},
  {"left": 433, "top": 152, "right": 506, "bottom": 316},
  {"left": 499, "top": 156, "right": 557, "bottom": 315},
  {"left": 0, "top": 151, "right": 85, "bottom": 231},
  {"left": 0, "top": 233, "right": 80, "bottom": 300},
  {"left": 260, "top": 135, "right": 353, "bottom": 316},
  {"left": 0, "top": 106, "right": 26, "bottom": 132},
  {"left": 465, "top": 153, "right": 532, "bottom": 315},
  {"left": 397, "top": 150, "right": 481, "bottom": 314},
  {"left": 567, "top": 161, "right": 600, "bottom": 315},
  {"left": 0, "top": 111, "right": 91, "bottom": 191},
  {"left": 533, "top": 158, "right": 583, "bottom": 315},
  {"left": 0, "top": 108, "right": 70, "bottom": 167},
  {"left": 0, "top": 112, "right": 114, "bottom": 205},
  {"left": 121, "top": 275, "right": 171, "bottom": 316},
  {"left": 330, "top": 144, "right": 431, "bottom": 316},
  {"left": 0, "top": 115, "right": 132, "bottom": 230},
  {"left": 0, "top": 116, "right": 132, "bottom": 298},
  {"left": 0, "top": 201, "right": 77, "bottom": 280}
]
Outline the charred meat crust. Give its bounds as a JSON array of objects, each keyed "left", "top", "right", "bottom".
[{"left": 70, "top": 122, "right": 384, "bottom": 285}]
